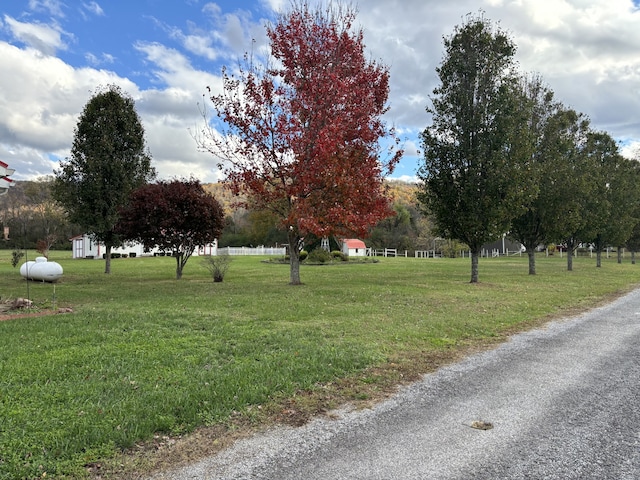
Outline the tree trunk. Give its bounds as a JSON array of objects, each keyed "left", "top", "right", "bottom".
[
  {"left": 617, "top": 247, "right": 623, "bottom": 264},
  {"left": 527, "top": 250, "right": 536, "bottom": 275},
  {"left": 288, "top": 230, "right": 302, "bottom": 285},
  {"left": 632, "top": 251, "right": 636, "bottom": 265},
  {"left": 567, "top": 247, "right": 574, "bottom": 272},
  {"left": 176, "top": 248, "right": 196, "bottom": 280},
  {"left": 105, "top": 244, "right": 112, "bottom": 274},
  {"left": 176, "top": 254, "right": 183, "bottom": 280},
  {"left": 596, "top": 250, "right": 602, "bottom": 268},
  {"left": 470, "top": 249, "right": 479, "bottom": 283}
]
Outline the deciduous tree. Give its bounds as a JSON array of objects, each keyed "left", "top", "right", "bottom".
[
  {"left": 584, "top": 132, "right": 640, "bottom": 267},
  {"left": 542, "top": 109, "right": 593, "bottom": 271},
  {"left": 199, "top": 1, "right": 401, "bottom": 284},
  {"left": 508, "top": 79, "right": 585, "bottom": 275},
  {"left": 117, "top": 179, "right": 224, "bottom": 279},
  {"left": 24, "top": 176, "right": 67, "bottom": 249},
  {"left": 417, "top": 14, "right": 534, "bottom": 283},
  {"left": 52, "top": 85, "right": 155, "bottom": 273},
  {"left": 625, "top": 216, "right": 640, "bottom": 265}
]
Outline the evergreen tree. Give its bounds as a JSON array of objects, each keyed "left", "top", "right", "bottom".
[{"left": 52, "top": 85, "right": 155, "bottom": 273}]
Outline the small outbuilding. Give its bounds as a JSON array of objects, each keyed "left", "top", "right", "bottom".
[
  {"left": 341, "top": 238, "right": 367, "bottom": 257},
  {"left": 70, "top": 234, "right": 217, "bottom": 259},
  {"left": 70, "top": 234, "right": 146, "bottom": 259}
]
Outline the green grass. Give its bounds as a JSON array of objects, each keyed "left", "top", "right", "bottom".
[{"left": 1, "top": 250, "right": 639, "bottom": 478}]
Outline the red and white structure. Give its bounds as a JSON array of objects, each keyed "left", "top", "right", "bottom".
[
  {"left": 0, "top": 160, "right": 15, "bottom": 196},
  {"left": 341, "top": 238, "right": 367, "bottom": 257}
]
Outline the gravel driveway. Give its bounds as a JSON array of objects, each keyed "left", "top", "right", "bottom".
[{"left": 151, "top": 288, "right": 640, "bottom": 479}]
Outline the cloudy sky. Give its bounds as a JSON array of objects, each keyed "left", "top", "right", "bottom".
[{"left": 1, "top": 0, "right": 639, "bottom": 183}]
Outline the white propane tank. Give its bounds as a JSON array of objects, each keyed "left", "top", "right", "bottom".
[{"left": 20, "top": 257, "right": 63, "bottom": 282}]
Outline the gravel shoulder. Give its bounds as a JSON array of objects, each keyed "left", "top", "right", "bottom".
[{"left": 150, "top": 288, "right": 640, "bottom": 480}]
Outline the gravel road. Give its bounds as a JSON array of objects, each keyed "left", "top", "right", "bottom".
[{"left": 150, "top": 288, "right": 640, "bottom": 479}]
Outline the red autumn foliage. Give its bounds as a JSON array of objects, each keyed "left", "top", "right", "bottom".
[
  {"left": 117, "top": 179, "right": 224, "bottom": 279},
  {"left": 201, "top": 2, "right": 402, "bottom": 284},
  {"left": 36, "top": 234, "right": 57, "bottom": 259}
]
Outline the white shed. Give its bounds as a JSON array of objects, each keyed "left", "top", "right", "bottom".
[
  {"left": 70, "top": 234, "right": 217, "bottom": 259},
  {"left": 341, "top": 238, "right": 367, "bottom": 257},
  {"left": 70, "top": 234, "right": 148, "bottom": 259}
]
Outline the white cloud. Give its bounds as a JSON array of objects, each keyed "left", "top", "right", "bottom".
[
  {"left": 0, "top": 41, "right": 138, "bottom": 179},
  {"left": 261, "top": 0, "right": 286, "bottom": 12},
  {"left": 356, "top": 0, "right": 640, "bottom": 141},
  {"left": 28, "top": 0, "right": 65, "bottom": 18},
  {"left": 0, "top": 26, "right": 226, "bottom": 182},
  {"left": 401, "top": 140, "right": 421, "bottom": 158},
  {"left": 82, "top": 2, "right": 104, "bottom": 17},
  {"left": 85, "top": 51, "right": 115, "bottom": 66},
  {"left": 0, "top": 143, "right": 59, "bottom": 179},
  {"left": 3, "top": 15, "right": 68, "bottom": 55},
  {"left": 181, "top": 32, "right": 220, "bottom": 61},
  {"left": 131, "top": 42, "right": 228, "bottom": 181},
  {"left": 621, "top": 141, "right": 640, "bottom": 160},
  {"left": 389, "top": 174, "right": 419, "bottom": 184},
  {"left": 159, "top": 4, "right": 269, "bottom": 63},
  {"left": 134, "top": 42, "right": 222, "bottom": 98}
]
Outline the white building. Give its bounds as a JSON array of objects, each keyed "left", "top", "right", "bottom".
[
  {"left": 341, "top": 238, "right": 367, "bottom": 257},
  {"left": 70, "top": 234, "right": 217, "bottom": 259}
]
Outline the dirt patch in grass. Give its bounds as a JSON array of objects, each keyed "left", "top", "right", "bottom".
[{"left": 0, "top": 308, "right": 73, "bottom": 322}]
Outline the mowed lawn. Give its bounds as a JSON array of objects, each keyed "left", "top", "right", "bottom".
[{"left": 1, "top": 250, "right": 639, "bottom": 478}]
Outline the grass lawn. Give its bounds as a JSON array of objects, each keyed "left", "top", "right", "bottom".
[{"left": 1, "top": 250, "right": 639, "bottom": 478}]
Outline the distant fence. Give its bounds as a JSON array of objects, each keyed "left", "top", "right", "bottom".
[
  {"left": 217, "top": 246, "right": 286, "bottom": 256},
  {"left": 370, "top": 248, "right": 408, "bottom": 258},
  {"left": 414, "top": 250, "right": 442, "bottom": 258},
  {"left": 459, "top": 249, "right": 524, "bottom": 258}
]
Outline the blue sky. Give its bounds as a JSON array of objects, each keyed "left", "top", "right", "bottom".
[{"left": 1, "top": 0, "right": 639, "bottom": 182}]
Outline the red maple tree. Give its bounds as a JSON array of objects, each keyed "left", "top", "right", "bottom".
[
  {"left": 117, "top": 179, "right": 224, "bottom": 279},
  {"left": 200, "top": 2, "right": 402, "bottom": 284}
]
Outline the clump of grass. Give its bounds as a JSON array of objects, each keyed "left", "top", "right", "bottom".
[{"left": 200, "top": 253, "right": 233, "bottom": 282}]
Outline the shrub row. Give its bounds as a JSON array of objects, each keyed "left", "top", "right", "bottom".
[{"left": 101, "top": 252, "right": 137, "bottom": 259}]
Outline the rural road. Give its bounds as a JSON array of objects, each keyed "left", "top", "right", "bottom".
[{"left": 150, "top": 288, "right": 640, "bottom": 479}]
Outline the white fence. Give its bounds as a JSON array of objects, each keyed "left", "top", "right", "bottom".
[
  {"left": 414, "top": 250, "right": 442, "bottom": 258},
  {"left": 217, "top": 246, "right": 286, "bottom": 256},
  {"left": 459, "top": 249, "right": 524, "bottom": 258},
  {"left": 370, "top": 248, "right": 408, "bottom": 257}
]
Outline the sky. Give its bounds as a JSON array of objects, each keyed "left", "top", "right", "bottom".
[{"left": 0, "top": 0, "right": 639, "bottom": 183}]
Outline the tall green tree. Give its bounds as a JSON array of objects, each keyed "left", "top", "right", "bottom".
[
  {"left": 625, "top": 215, "right": 640, "bottom": 265},
  {"left": 625, "top": 148, "right": 640, "bottom": 264},
  {"left": 507, "top": 80, "right": 593, "bottom": 274},
  {"left": 52, "top": 85, "right": 155, "bottom": 273},
  {"left": 584, "top": 132, "right": 640, "bottom": 267},
  {"left": 417, "top": 14, "right": 534, "bottom": 283},
  {"left": 543, "top": 110, "right": 593, "bottom": 271},
  {"left": 507, "top": 75, "right": 557, "bottom": 274}
]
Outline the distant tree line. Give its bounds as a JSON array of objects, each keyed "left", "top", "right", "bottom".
[{"left": 0, "top": 176, "right": 77, "bottom": 251}]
